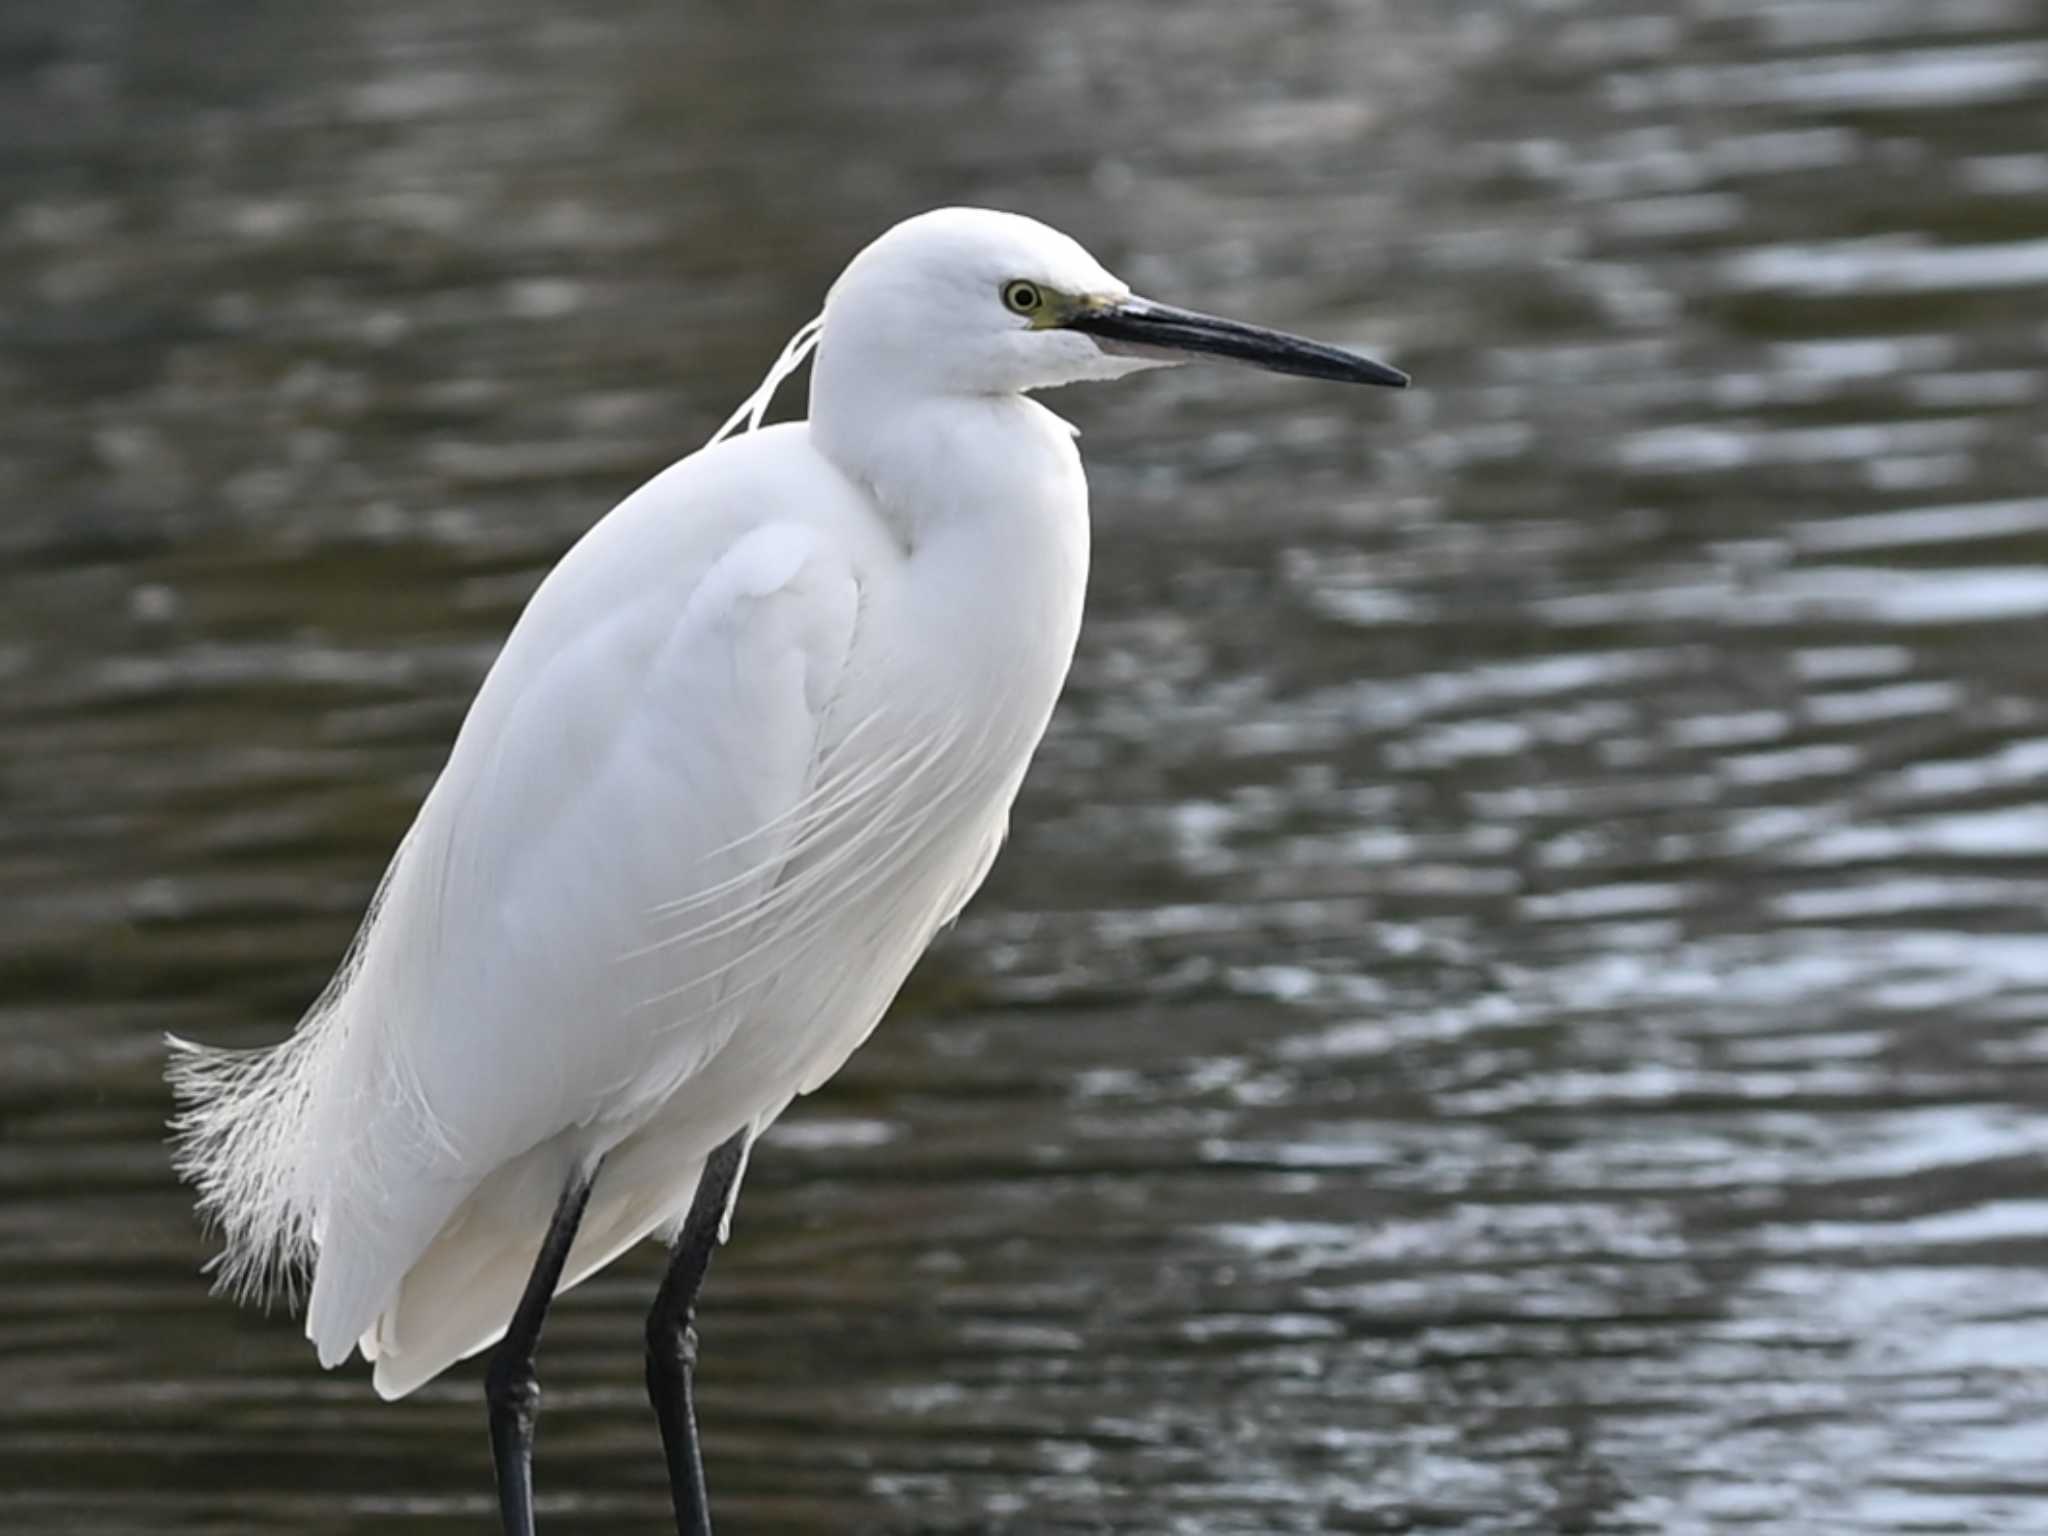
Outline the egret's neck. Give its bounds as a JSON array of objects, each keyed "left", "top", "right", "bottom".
[
  {"left": 807, "top": 350, "right": 1091, "bottom": 758},
  {"left": 807, "top": 344, "right": 1084, "bottom": 553}
]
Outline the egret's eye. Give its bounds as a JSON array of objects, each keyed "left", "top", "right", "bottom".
[{"left": 1001, "top": 280, "right": 1045, "bottom": 316}]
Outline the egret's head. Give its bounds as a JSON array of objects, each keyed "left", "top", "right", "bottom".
[{"left": 816, "top": 207, "right": 1408, "bottom": 400}]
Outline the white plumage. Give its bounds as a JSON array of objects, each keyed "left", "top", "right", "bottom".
[
  {"left": 168, "top": 210, "right": 1129, "bottom": 1397},
  {"left": 166, "top": 207, "right": 1405, "bottom": 1419}
]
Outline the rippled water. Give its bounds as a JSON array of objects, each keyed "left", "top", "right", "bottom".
[{"left": 6, "top": 1, "right": 2048, "bottom": 1531}]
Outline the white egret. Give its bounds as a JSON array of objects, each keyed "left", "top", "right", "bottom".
[{"left": 168, "top": 206, "right": 1406, "bottom": 1535}]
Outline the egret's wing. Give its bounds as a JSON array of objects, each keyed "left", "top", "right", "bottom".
[{"left": 386, "top": 519, "right": 864, "bottom": 1166}]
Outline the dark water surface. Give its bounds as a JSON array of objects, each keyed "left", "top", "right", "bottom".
[{"left": 6, "top": 1, "right": 2048, "bottom": 1531}]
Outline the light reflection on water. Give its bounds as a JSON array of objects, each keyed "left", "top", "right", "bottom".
[{"left": 5, "top": 0, "right": 2048, "bottom": 1531}]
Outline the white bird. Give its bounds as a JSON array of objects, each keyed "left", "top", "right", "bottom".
[{"left": 167, "top": 206, "right": 1406, "bottom": 1535}]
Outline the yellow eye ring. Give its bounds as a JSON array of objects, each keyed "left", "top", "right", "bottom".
[{"left": 1002, "top": 280, "right": 1044, "bottom": 315}]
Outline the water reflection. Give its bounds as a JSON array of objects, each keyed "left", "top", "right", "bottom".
[{"left": 6, "top": 0, "right": 2048, "bottom": 1531}]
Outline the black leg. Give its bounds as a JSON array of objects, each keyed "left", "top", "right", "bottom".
[
  {"left": 646, "top": 1127, "right": 750, "bottom": 1536},
  {"left": 486, "top": 1164, "right": 599, "bottom": 1536}
]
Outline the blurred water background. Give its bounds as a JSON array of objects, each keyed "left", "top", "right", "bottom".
[{"left": 5, "top": 0, "right": 2048, "bottom": 1531}]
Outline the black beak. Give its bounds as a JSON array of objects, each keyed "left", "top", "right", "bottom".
[{"left": 1066, "top": 296, "right": 1409, "bottom": 388}]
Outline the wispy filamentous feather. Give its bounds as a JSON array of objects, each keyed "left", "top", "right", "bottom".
[
  {"left": 630, "top": 712, "right": 981, "bottom": 1049},
  {"left": 632, "top": 722, "right": 944, "bottom": 957},
  {"left": 165, "top": 1029, "right": 324, "bottom": 1306},
  {"left": 163, "top": 844, "right": 406, "bottom": 1308},
  {"left": 708, "top": 314, "right": 822, "bottom": 446}
]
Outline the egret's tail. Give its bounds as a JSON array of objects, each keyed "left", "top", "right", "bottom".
[
  {"left": 165, "top": 1026, "right": 327, "bottom": 1307},
  {"left": 170, "top": 1008, "right": 473, "bottom": 1375},
  {"left": 166, "top": 841, "right": 415, "bottom": 1311}
]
